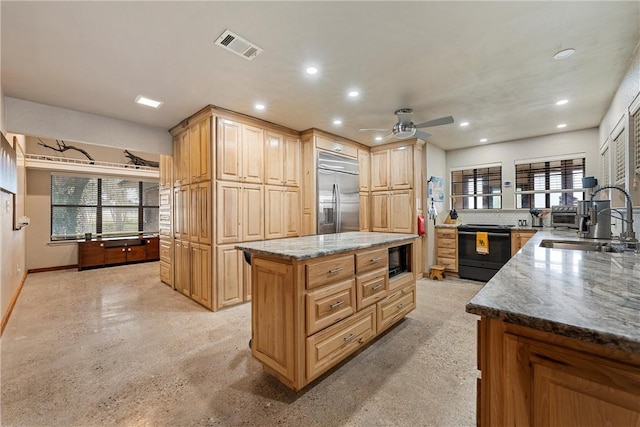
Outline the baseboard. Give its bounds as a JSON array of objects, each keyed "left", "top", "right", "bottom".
[
  {"left": 27, "top": 264, "right": 77, "bottom": 274},
  {"left": 1, "top": 270, "right": 28, "bottom": 336}
]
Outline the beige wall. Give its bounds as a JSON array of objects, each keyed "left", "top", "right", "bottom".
[
  {"left": 1, "top": 134, "right": 27, "bottom": 328},
  {"left": 446, "top": 128, "right": 600, "bottom": 210},
  {"left": 426, "top": 142, "right": 446, "bottom": 269}
]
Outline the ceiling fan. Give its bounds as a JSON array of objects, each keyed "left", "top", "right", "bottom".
[{"left": 360, "top": 108, "right": 454, "bottom": 142}]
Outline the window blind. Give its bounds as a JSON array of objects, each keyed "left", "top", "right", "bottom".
[
  {"left": 601, "top": 146, "right": 610, "bottom": 187},
  {"left": 451, "top": 165, "right": 502, "bottom": 209},
  {"left": 514, "top": 157, "right": 585, "bottom": 208},
  {"left": 614, "top": 130, "right": 626, "bottom": 185},
  {"left": 633, "top": 108, "right": 640, "bottom": 174}
]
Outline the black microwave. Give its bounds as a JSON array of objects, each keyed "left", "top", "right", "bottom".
[{"left": 388, "top": 245, "right": 409, "bottom": 278}]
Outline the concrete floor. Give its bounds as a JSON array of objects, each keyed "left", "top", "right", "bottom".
[{"left": 1, "top": 262, "right": 484, "bottom": 426}]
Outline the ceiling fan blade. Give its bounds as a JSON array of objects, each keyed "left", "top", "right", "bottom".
[
  {"left": 415, "top": 130, "right": 432, "bottom": 140},
  {"left": 414, "top": 115, "right": 454, "bottom": 128},
  {"left": 381, "top": 133, "right": 396, "bottom": 142},
  {"left": 359, "top": 128, "right": 388, "bottom": 132}
]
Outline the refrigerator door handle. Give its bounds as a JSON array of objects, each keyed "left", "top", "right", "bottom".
[{"left": 335, "top": 183, "right": 341, "bottom": 232}]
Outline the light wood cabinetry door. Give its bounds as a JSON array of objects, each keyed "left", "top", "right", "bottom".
[
  {"left": 511, "top": 230, "right": 536, "bottom": 256},
  {"left": 435, "top": 227, "right": 458, "bottom": 273},
  {"left": 160, "top": 154, "right": 173, "bottom": 189},
  {"left": 242, "top": 124, "right": 264, "bottom": 183},
  {"left": 174, "top": 130, "right": 190, "bottom": 186},
  {"left": 370, "top": 150, "right": 389, "bottom": 191},
  {"left": 315, "top": 135, "right": 358, "bottom": 158},
  {"left": 371, "top": 192, "right": 390, "bottom": 231},
  {"left": 265, "top": 132, "right": 300, "bottom": 186},
  {"left": 265, "top": 186, "right": 299, "bottom": 239},
  {"left": 216, "top": 181, "right": 242, "bottom": 244},
  {"left": 390, "top": 190, "right": 413, "bottom": 233},
  {"left": 174, "top": 240, "right": 190, "bottom": 296},
  {"left": 251, "top": 257, "right": 295, "bottom": 383},
  {"left": 173, "top": 186, "right": 189, "bottom": 240},
  {"left": 358, "top": 149, "right": 370, "bottom": 191},
  {"left": 189, "top": 182, "right": 211, "bottom": 245},
  {"left": 189, "top": 118, "right": 211, "bottom": 182},
  {"left": 359, "top": 192, "right": 370, "bottom": 231},
  {"left": 216, "top": 245, "right": 244, "bottom": 309},
  {"left": 217, "top": 119, "right": 242, "bottom": 182},
  {"left": 190, "top": 243, "right": 212, "bottom": 309},
  {"left": 389, "top": 147, "right": 413, "bottom": 189},
  {"left": 242, "top": 184, "right": 264, "bottom": 241},
  {"left": 243, "top": 252, "right": 252, "bottom": 301},
  {"left": 283, "top": 136, "right": 300, "bottom": 186}
]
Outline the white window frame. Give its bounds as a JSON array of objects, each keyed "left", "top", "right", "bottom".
[{"left": 450, "top": 162, "right": 502, "bottom": 210}]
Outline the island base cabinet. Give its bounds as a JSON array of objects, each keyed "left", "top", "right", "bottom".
[
  {"left": 306, "top": 305, "right": 376, "bottom": 383},
  {"left": 477, "top": 317, "right": 640, "bottom": 427},
  {"left": 376, "top": 284, "right": 415, "bottom": 334}
]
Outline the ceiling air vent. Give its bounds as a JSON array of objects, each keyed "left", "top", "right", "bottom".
[{"left": 215, "top": 29, "right": 263, "bottom": 61}]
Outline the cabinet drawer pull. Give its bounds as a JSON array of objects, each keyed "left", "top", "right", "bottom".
[
  {"left": 372, "top": 284, "right": 383, "bottom": 290},
  {"left": 329, "top": 300, "right": 345, "bottom": 309},
  {"left": 370, "top": 257, "right": 382, "bottom": 263},
  {"left": 328, "top": 267, "right": 343, "bottom": 274},
  {"left": 343, "top": 333, "right": 356, "bottom": 342},
  {"left": 122, "top": 248, "right": 125, "bottom": 252},
  {"left": 397, "top": 302, "right": 405, "bottom": 309}
]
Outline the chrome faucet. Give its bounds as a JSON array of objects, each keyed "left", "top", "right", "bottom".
[{"left": 589, "top": 185, "right": 636, "bottom": 242}]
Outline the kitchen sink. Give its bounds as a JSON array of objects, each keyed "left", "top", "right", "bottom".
[{"left": 539, "top": 239, "right": 638, "bottom": 253}]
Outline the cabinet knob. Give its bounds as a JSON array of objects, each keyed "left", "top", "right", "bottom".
[
  {"left": 100, "top": 243, "right": 104, "bottom": 247},
  {"left": 122, "top": 248, "right": 125, "bottom": 252}
]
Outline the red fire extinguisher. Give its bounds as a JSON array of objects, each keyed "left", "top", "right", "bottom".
[{"left": 417, "top": 214, "right": 425, "bottom": 236}]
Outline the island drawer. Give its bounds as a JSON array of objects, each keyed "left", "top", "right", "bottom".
[
  {"left": 356, "top": 267, "right": 388, "bottom": 310},
  {"left": 355, "top": 248, "right": 388, "bottom": 273},
  {"left": 306, "top": 279, "right": 356, "bottom": 336},
  {"left": 306, "top": 305, "right": 376, "bottom": 382},
  {"left": 377, "top": 284, "right": 415, "bottom": 334},
  {"left": 306, "top": 254, "right": 355, "bottom": 289}
]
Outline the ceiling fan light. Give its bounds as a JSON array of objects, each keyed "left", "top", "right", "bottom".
[{"left": 553, "top": 48, "right": 575, "bottom": 60}]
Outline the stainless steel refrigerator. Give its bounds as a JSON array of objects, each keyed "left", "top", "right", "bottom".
[{"left": 317, "top": 151, "right": 359, "bottom": 234}]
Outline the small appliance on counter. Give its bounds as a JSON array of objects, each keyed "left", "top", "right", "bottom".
[
  {"left": 551, "top": 205, "right": 578, "bottom": 228},
  {"left": 577, "top": 200, "right": 612, "bottom": 239}
]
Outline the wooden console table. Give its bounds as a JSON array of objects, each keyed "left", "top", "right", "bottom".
[{"left": 78, "top": 236, "right": 160, "bottom": 271}]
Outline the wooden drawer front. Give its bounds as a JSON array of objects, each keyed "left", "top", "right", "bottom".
[
  {"left": 306, "top": 255, "right": 354, "bottom": 290},
  {"left": 306, "top": 305, "right": 376, "bottom": 382},
  {"left": 128, "top": 245, "right": 147, "bottom": 262},
  {"left": 377, "top": 285, "right": 416, "bottom": 333},
  {"left": 437, "top": 247, "right": 456, "bottom": 258},
  {"left": 438, "top": 238, "right": 456, "bottom": 249},
  {"left": 356, "top": 268, "right": 388, "bottom": 310},
  {"left": 388, "top": 271, "right": 414, "bottom": 292},
  {"left": 355, "top": 248, "right": 388, "bottom": 273},
  {"left": 436, "top": 228, "right": 457, "bottom": 239},
  {"left": 438, "top": 257, "right": 457, "bottom": 271},
  {"left": 306, "top": 279, "right": 356, "bottom": 336},
  {"left": 315, "top": 136, "right": 358, "bottom": 158},
  {"left": 105, "top": 247, "right": 127, "bottom": 264},
  {"left": 160, "top": 240, "right": 173, "bottom": 263},
  {"left": 160, "top": 261, "right": 172, "bottom": 286},
  {"left": 159, "top": 191, "right": 171, "bottom": 206}
]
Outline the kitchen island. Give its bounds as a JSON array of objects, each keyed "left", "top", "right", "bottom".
[
  {"left": 237, "top": 232, "right": 418, "bottom": 391},
  {"left": 466, "top": 229, "right": 640, "bottom": 426}
]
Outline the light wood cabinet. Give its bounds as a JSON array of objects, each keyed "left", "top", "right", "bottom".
[
  {"left": 189, "top": 117, "right": 211, "bottom": 183},
  {"left": 190, "top": 243, "right": 212, "bottom": 309},
  {"left": 217, "top": 181, "right": 264, "bottom": 244},
  {"left": 217, "top": 119, "right": 264, "bottom": 183},
  {"left": 216, "top": 244, "right": 244, "bottom": 309},
  {"left": 265, "top": 132, "right": 301, "bottom": 187},
  {"left": 359, "top": 192, "right": 370, "bottom": 231},
  {"left": 189, "top": 181, "right": 211, "bottom": 245},
  {"left": 315, "top": 135, "right": 358, "bottom": 158},
  {"left": 389, "top": 147, "right": 413, "bottom": 189},
  {"left": 435, "top": 227, "right": 458, "bottom": 273},
  {"left": 510, "top": 230, "right": 536, "bottom": 256},
  {"left": 174, "top": 239, "right": 190, "bottom": 296},
  {"left": 160, "top": 154, "right": 173, "bottom": 189},
  {"left": 264, "top": 185, "right": 299, "bottom": 239},
  {"left": 173, "top": 130, "right": 190, "bottom": 186},
  {"left": 370, "top": 150, "right": 389, "bottom": 191},
  {"left": 173, "top": 185, "right": 189, "bottom": 240},
  {"left": 477, "top": 317, "right": 640, "bottom": 427},
  {"left": 390, "top": 190, "right": 413, "bottom": 233},
  {"left": 247, "top": 239, "right": 417, "bottom": 391},
  {"left": 371, "top": 192, "right": 390, "bottom": 232},
  {"left": 358, "top": 149, "right": 370, "bottom": 191}
]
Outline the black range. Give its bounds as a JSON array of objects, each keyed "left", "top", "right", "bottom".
[{"left": 457, "top": 224, "right": 513, "bottom": 282}]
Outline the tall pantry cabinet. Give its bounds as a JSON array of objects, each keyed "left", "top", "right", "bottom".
[{"left": 163, "top": 106, "right": 301, "bottom": 311}]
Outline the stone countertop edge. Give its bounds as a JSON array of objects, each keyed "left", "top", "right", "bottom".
[
  {"left": 466, "top": 229, "right": 640, "bottom": 354},
  {"left": 235, "top": 232, "right": 419, "bottom": 261}
]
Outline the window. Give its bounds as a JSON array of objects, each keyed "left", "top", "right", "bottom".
[
  {"left": 451, "top": 165, "right": 502, "bottom": 209},
  {"left": 51, "top": 174, "right": 159, "bottom": 241},
  {"left": 633, "top": 107, "right": 640, "bottom": 174},
  {"left": 613, "top": 130, "right": 626, "bottom": 185},
  {"left": 601, "top": 145, "right": 610, "bottom": 187},
  {"left": 515, "top": 157, "right": 585, "bottom": 209}
]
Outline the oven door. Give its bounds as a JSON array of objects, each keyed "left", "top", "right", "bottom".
[{"left": 457, "top": 230, "right": 511, "bottom": 281}]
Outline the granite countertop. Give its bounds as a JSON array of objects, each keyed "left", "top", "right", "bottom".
[
  {"left": 236, "top": 232, "right": 418, "bottom": 260},
  {"left": 466, "top": 229, "right": 640, "bottom": 353}
]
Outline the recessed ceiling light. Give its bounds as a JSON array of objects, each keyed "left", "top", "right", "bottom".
[
  {"left": 375, "top": 136, "right": 383, "bottom": 141},
  {"left": 306, "top": 66, "right": 318, "bottom": 75},
  {"left": 480, "top": 138, "right": 488, "bottom": 143},
  {"left": 333, "top": 119, "right": 342, "bottom": 125},
  {"left": 553, "top": 48, "right": 575, "bottom": 60},
  {"left": 348, "top": 90, "right": 359, "bottom": 98},
  {"left": 556, "top": 99, "right": 569, "bottom": 106},
  {"left": 135, "top": 95, "right": 163, "bottom": 109},
  {"left": 255, "top": 103, "right": 265, "bottom": 110},
  {"left": 460, "top": 122, "right": 469, "bottom": 127},
  {"left": 557, "top": 123, "right": 567, "bottom": 129}
]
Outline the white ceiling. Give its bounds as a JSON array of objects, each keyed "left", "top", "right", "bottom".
[{"left": 2, "top": 1, "right": 639, "bottom": 151}]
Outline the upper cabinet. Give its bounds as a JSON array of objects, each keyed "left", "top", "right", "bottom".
[
  {"left": 370, "top": 145, "right": 413, "bottom": 191},
  {"left": 265, "top": 131, "right": 300, "bottom": 187},
  {"left": 173, "top": 130, "right": 190, "bottom": 186},
  {"left": 160, "top": 154, "right": 173, "bottom": 189},
  {"left": 217, "top": 118, "right": 264, "bottom": 183},
  {"left": 315, "top": 135, "right": 358, "bottom": 158},
  {"left": 189, "top": 118, "right": 211, "bottom": 183},
  {"left": 358, "top": 150, "right": 370, "bottom": 191}
]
